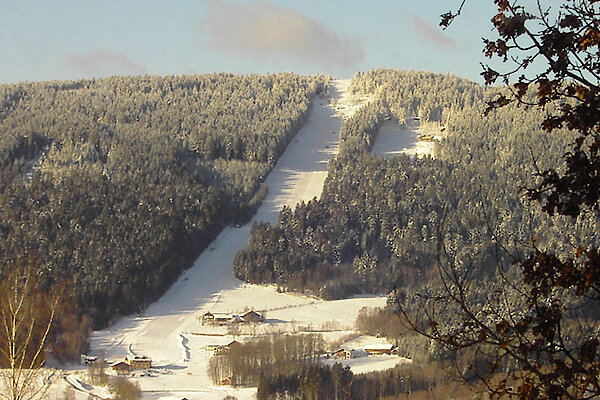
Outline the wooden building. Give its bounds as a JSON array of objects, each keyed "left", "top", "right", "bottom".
[
  {"left": 241, "top": 310, "right": 264, "bottom": 323},
  {"left": 126, "top": 355, "right": 152, "bottom": 370},
  {"left": 364, "top": 344, "right": 396, "bottom": 356},
  {"left": 334, "top": 348, "right": 354, "bottom": 360},
  {"left": 110, "top": 360, "right": 130, "bottom": 375}
]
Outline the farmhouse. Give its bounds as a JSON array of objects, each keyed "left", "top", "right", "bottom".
[
  {"left": 110, "top": 360, "right": 130, "bottom": 375},
  {"left": 364, "top": 344, "right": 396, "bottom": 356},
  {"left": 126, "top": 355, "right": 152, "bottom": 370},
  {"left": 335, "top": 348, "right": 360, "bottom": 360},
  {"left": 334, "top": 347, "right": 374, "bottom": 359},
  {"left": 334, "top": 348, "right": 350, "bottom": 359},
  {"left": 241, "top": 310, "right": 264, "bottom": 323}
]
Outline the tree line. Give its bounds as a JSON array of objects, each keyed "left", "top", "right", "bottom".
[
  {"left": 208, "top": 334, "right": 324, "bottom": 387},
  {"left": 256, "top": 360, "right": 475, "bottom": 400}
]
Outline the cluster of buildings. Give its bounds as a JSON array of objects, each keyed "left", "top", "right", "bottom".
[
  {"left": 200, "top": 310, "right": 264, "bottom": 325},
  {"left": 333, "top": 344, "right": 400, "bottom": 360},
  {"left": 81, "top": 353, "right": 153, "bottom": 375},
  {"left": 81, "top": 353, "right": 154, "bottom": 375}
]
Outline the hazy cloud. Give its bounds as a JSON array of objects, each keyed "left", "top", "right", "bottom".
[
  {"left": 412, "top": 15, "right": 457, "bottom": 49},
  {"left": 66, "top": 49, "right": 147, "bottom": 77},
  {"left": 201, "top": 0, "right": 364, "bottom": 71}
]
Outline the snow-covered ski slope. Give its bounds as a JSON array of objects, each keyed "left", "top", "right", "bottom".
[{"left": 88, "top": 80, "right": 391, "bottom": 399}]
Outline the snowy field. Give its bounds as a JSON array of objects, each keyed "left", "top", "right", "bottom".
[
  {"left": 41, "top": 79, "right": 406, "bottom": 400},
  {"left": 371, "top": 119, "right": 441, "bottom": 158}
]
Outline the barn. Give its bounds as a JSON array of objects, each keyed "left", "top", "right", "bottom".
[{"left": 241, "top": 310, "right": 264, "bottom": 323}]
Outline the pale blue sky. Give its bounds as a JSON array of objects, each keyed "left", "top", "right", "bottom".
[{"left": 0, "top": 0, "right": 499, "bottom": 84}]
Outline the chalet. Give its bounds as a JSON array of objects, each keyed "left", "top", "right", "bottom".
[
  {"left": 126, "top": 355, "right": 152, "bottom": 370},
  {"left": 364, "top": 344, "right": 396, "bottom": 356},
  {"left": 334, "top": 348, "right": 347, "bottom": 359},
  {"left": 241, "top": 310, "right": 264, "bottom": 323},
  {"left": 334, "top": 348, "right": 354, "bottom": 360},
  {"left": 110, "top": 360, "right": 130, "bottom": 375}
]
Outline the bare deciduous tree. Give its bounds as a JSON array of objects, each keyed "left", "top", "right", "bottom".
[{"left": 0, "top": 261, "right": 61, "bottom": 400}]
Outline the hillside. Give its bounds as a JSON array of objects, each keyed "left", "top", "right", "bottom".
[
  {"left": 235, "top": 69, "right": 598, "bottom": 300},
  {"left": 83, "top": 79, "right": 381, "bottom": 400},
  {"left": 0, "top": 73, "right": 327, "bottom": 327}
]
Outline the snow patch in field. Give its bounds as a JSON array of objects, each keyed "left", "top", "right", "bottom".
[
  {"left": 321, "top": 354, "right": 412, "bottom": 375},
  {"left": 372, "top": 119, "right": 444, "bottom": 158},
  {"left": 340, "top": 334, "right": 392, "bottom": 350}
]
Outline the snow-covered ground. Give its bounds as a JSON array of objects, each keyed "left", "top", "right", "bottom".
[
  {"left": 51, "top": 79, "right": 396, "bottom": 400},
  {"left": 331, "top": 79, "right": 374, "bottom": 120},
  {"left": 321, "top": 354, "right": 411, "bottom": 375},
  {"left": 372, "top": 119, "right": 442, "bottom": 158}
]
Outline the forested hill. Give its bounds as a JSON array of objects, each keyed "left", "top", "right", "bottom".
[
  {"left": 234, "top": 69, "right": 599, "bottom": 299},
  {"left": 0, "top": 73, "right": 327, "bottom": 327}
]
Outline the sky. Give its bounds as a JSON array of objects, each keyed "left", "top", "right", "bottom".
[{"left": 0, "top": 0, "right": 500, "bottom": 84}]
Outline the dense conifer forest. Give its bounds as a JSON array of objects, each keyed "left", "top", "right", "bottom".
[
  {"left": 0, "top": 73, "right": 327, "bottom": 328},
  {"left": 235, "top": 69, "right": 598, "bottom": 299},
  {"left": 233, "top": 68, "right": 600, "bottom": 398}
]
